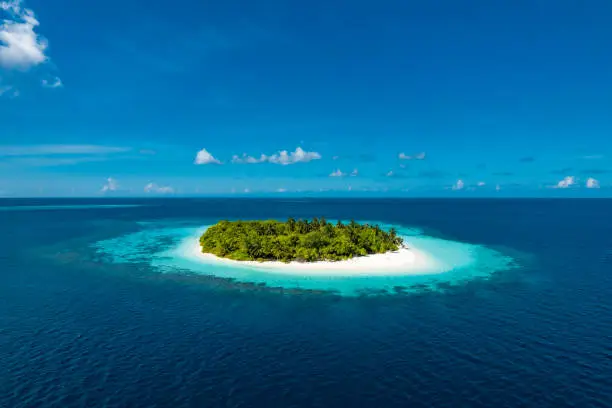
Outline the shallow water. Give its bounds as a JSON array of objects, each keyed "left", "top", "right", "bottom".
[
  {"left": 1, "top": 198, "right": 611, "bottom": 407},
  {"left": 93, "top": 222, "right": 516, "bottom": 296}
]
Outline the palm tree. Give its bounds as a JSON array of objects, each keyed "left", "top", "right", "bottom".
[
  {"left": 389, "top": 227, "right": 397, "bottom": 239},
  {"left": 287, "top": 217, "right": 296, "bottom": 232},
  {"left": 312, "top": 217, "right": 320, "bottom": 229}
]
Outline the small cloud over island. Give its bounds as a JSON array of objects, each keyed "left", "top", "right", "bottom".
[
  {"left": 194, "top": 148, "right": 221, "bottom": 165},
  {"left": 231, "top": 147, "right": 321, "bottom": 165}
]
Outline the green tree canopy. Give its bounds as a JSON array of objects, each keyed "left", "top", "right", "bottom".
[{"left": 199, "top": 218, "right": 403, "bottom": 263}]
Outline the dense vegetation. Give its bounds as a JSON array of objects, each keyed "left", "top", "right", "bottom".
[{"left": 199, "top": 218, "right": 403, "bottom": 262}]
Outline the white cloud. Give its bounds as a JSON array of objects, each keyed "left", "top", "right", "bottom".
[
  {"left": 276, "top": 188, "right": 287, "bottom": 193},
  {"left": 582, "top": 154, "right": 604, "bottom": 160},
  {"left": 100, "top": 177, "right": 118, "bottom": 193},
  {"left": 41, "top": 77, "right": 62, "bottom": 88},
  {"left": 231, "top": 153, "right": 267, "bottom": 164},
  {"left": 399, "top": 152, "right": 426, "bottom": 160},
  {"left": 586, "top": 177, "right": 600, "bottom": 189},
  {"left": 144, "top": 182, "right": 174, "bottom": 194},
  {"left": 555, "top": 176, "right": 576, "bottom": 189},
  {"left": 452, "top": 179, "right": 464, "bottom": 190},
  {"left": 350, "top": 168, "right": 358, "bottom": 176},
  {"left": 243, "top": 188, "right": 250, "bottom": 193},
  {"left": 267, "top": 147, "right": 321, "bottom": 165},
  {"left": 232, "top": 147, "right": 321, "bottom": 165},
  {"left": 495, "top": 184, "right": 501, "bottom": 191},
  {"left": 386, "top": 170, "right": 394, "bottom": 177},
  {"left": 0, "top": 144, "right": 130, "bottom": 156},
  {"left": 477, "top": 181, "right": 486, "bottom": 187},
  {"left": 194, "top": 148, "right": 221, "bottom": 165},
  {"left": 329, "top": 169, "right": 346, "bottom": 177},
  {"left": 0, "top": 0, "right": 50, "bottom": 70}
]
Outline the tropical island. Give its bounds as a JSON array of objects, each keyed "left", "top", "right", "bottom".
[{"left": 199, "top": 218, "right": 404, "bottom": 263}]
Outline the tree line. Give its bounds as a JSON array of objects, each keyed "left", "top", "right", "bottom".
[{"left": 199, "top": 218, "right": 403, "bottom": 262}]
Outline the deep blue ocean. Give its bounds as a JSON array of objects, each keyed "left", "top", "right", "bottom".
[{"left": 1, "top": 198, "right": 611, "bottom": 407}]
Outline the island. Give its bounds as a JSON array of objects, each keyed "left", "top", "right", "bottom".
[{"left": 199, "top": 218, "right": 403, "bottom": 263}]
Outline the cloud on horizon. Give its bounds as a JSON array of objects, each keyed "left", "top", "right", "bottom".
[
  {"left": 100, "top": 177, "right": 118, "bottom": 193},
  {"left": 452, "top": 179, "right": 464, "bottom": 190},
  {"left": 586, "top": 177, "right": 600, "bottom": 189},
  {"left": 144, "top": 182, "right": 174, "bottom": 194},
  {"left": 555, "top": 176, "right": 576, "bottom": 189},
  {"left": 519, "top": 156, "right": 535, "bottom": 163},
  {"left": 399, "top": 152, "right": 426, "bottom": 160}
]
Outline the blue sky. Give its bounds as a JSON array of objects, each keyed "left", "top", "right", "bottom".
[{"left": 1, "top": 0, "right": 611, "bottom": 197}]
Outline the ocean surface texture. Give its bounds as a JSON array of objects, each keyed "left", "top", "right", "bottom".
[{"left": 1, "top": 198, "right": 611, "bottom": 407}]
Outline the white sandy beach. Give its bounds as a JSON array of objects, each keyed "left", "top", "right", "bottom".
[{"left": 188, "top": 238, "right": 443, "bottom": 277}]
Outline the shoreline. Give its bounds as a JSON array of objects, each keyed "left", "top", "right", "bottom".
[{"left": 187, "top": 238, "right": 444, "bottom": 277}]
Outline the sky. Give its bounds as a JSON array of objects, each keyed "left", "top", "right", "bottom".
[{"left": 1, "top": 0, "right": 611, "bottom": 197}]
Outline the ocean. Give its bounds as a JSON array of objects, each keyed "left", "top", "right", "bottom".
[{"left": 1, "top": 198, "right": 611, "bottom": 407}]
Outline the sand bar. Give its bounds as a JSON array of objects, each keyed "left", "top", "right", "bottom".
[{"left": 188, "top": 238, "right": 444, "bottom": 277}]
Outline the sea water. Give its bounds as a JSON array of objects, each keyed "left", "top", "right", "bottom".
[{"left": 2, "top": 198, "right": 611, "bottom": 407}]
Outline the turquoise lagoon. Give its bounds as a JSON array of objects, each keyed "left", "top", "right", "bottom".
[{"left": 93, "top": 220, "right": 516, "bottom": 296}]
